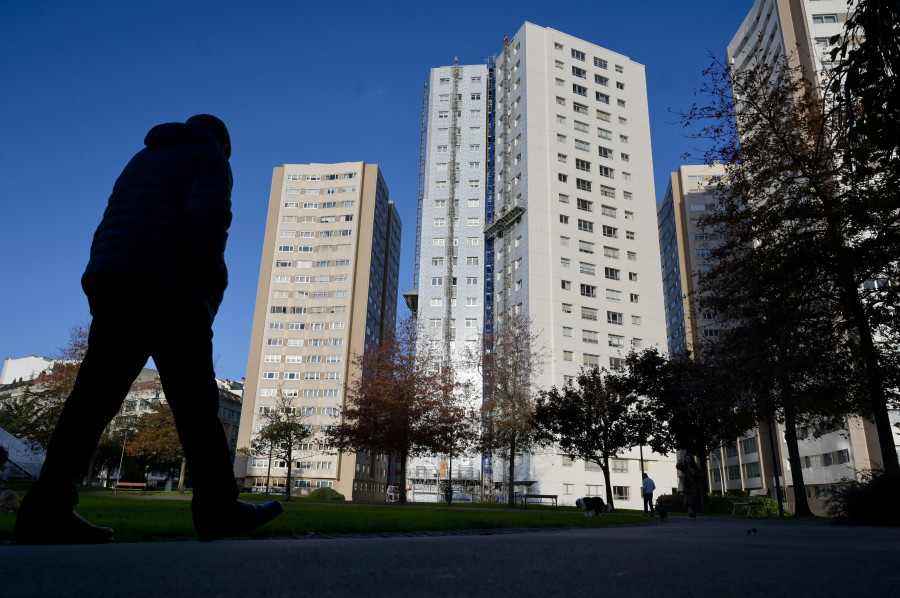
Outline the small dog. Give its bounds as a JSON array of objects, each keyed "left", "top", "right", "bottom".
[
  {"left": 658, "top": 505, "right": 669, "bottom": 522},
  {"left": 0, "top": 489, "right": 20, "bottom": 515},
  {"left": 575, "top": 496, "right": 605, "bottom": 516}
]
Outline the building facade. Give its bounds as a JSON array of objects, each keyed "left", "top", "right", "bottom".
[
  {"left": 234, "top": 162, "right": 401, "bottom": 500},
  {"left": 727, "top": 0, "right": 851, "bottom": 81},
  {"left": 409, "top": 23, "right": 678, "bottom": 507}
]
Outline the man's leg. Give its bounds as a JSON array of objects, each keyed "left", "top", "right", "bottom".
[
  {"left": 14, "top": 307, "right": 148, "bottom": 543},
  {"left": 151, "top": 303, "right": 281, "bottom": 540},
  {"left": 150, "top": 312, "right": 237, "bottom": 510}
]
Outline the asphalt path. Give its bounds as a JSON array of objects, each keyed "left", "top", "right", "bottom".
[{"left": 3, "top": 516, "right": 898, "bottom": 597}]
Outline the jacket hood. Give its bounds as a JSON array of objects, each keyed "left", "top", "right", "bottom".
[{"left": 144, "top": 122, "right": 222, "bottom": 152}]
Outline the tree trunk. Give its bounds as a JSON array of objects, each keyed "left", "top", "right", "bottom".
[
  {"left": 601, "top": 462, "right": 614, "bottom": 511},
  {"left": 85, "top": 455, "right": 95, "bottom": 492},
  {"left": 827, "top": 217, "right": 900, "bottom": 477},
  {"left": 398, "top": 450, "right": 408, "bottom": 504},
  {"left": 507, "top": 437, "right": 517, "bottom": 507},
  {"left": 285, "top": 454, "right": 293, "bottom": 502},
  {"left": 697, "top": 453, "right": 710, "bottom": 512},
  {"left": 782, "top": 403, "right": 813, "bottom": 517},
  {"left": 177, "top": 456, "right": 186, "bottom": 495},
  {"left": 265, "top": 444, "right": 273, "bottom": 498}
]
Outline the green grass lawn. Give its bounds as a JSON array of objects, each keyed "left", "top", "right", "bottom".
[{"left": 0, "top": 493, "right": 644, "bottom": 543}]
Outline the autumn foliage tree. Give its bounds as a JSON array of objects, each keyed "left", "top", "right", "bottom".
[
  {"left": 328, "top": 315, "right": 456, "bottom": 503},
  {"left": 126, "top": 402, "right": 187, "bottom": 492}
]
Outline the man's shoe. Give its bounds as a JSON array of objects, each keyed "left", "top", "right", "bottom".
[
  {"left": 195, "top": 500, "right": 284, "bottom": 542},
  {"left": 12, "top": 510, "right": 114, "bottom": 545}
]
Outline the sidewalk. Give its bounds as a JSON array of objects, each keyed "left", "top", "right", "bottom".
[{"left": 3, "top": 516, "right": 898, "bottom": 597}]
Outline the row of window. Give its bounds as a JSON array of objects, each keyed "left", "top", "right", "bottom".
[
  {"left": 260, "top": 388, "right": 340, "bottom": 398},
  {"left": 432, "top": 217, "right": 481, "bottom": 227},
  {"left": 803, "top": 450, "right": 851, "bottom": 469},
  {"left": 430, "top": 256, "right": 480, "bottom": 266},
  {"left": 269, "top": 289, "right": 350, "bottom": 303},
  {"left": 431, "top": 276, "right": 479, "bottom": 286},
  {"left": 286, "top": 173, "right": 356, "bottom": 182},
  {"left": 264, "top": 353, "right": 343, "bottom": 363},
  {"left": 561, "top": 302, "right": 642, "bottom": 324},
  {"left": 261, "top": 371, "right": 342, "bottom": 381},
  {"left": 274, "top": 244, "right": 353, "bottom": 254},
  {"left": 267, "top": 307, "right": 346, "bottom": 320},
  {"left": 265, "top": 338, "right": 345, "bottom": 347},
  {"left": 560, "top": 283, "right": 641, "bottom": 303},
  {"left": 283, "top": 200, "right": 356, "bottom": 209},
  {"left": 428, "top": 296, "right": 479, "bottom": 307},
  {"left": 274, "top": 259, "right": 351, "bottom": 268},
  {"left": 284, "top": 187, "right": 356, "bottom": 196},
  {"left": 275, "top": 275, "right": 349, "bottom": 286}
]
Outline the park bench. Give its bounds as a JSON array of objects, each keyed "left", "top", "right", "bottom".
[
  {"left": 114, "top": 482, "right": 147, "bottom": 494},
  {"left": 521, "top": 494, "right": 558, "bottom": 510},
  {"left": 731, "top": 488, "right": 768, "bottom": 517}
]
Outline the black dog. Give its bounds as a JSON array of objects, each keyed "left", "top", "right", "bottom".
[
  {"left": 658, "top": 505, "right": 669, "bottom": 522},
  {"left": 575, "top": 496, "right": 605, "bottom": 516}
]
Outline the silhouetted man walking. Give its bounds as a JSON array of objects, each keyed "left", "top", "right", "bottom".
[{"left": 14, "top": 115, "right": 282, "bottom": 544}]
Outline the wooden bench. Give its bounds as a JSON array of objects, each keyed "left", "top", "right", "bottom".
[
  {"left": 521, "top": 494, "right": 558, "bottom": 510},
  {"left": 114, "top": 482, "right": 147, "bottom": 494},
  {"left": 732, "top": 488, "right": 768, "bottom": 517}
]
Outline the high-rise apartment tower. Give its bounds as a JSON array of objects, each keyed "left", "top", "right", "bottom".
[{"left": 235, "top": 162, "right": 401, "bottom": 500}]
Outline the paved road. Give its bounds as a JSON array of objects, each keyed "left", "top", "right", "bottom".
[{"left": 3, "top": 516, "right": 898, "bottom": 597}]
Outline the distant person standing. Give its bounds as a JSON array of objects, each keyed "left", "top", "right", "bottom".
[
  {"left": 14, "top": 115, "right": 282, "bottom": 544},
  {"left": 676, "top": 454, "right": 703, "bottom": 519},
  {"left": 641, "top": 472, "right": 656, "bottom": 516}
]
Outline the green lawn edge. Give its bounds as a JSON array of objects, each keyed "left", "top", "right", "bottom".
[{"left": 1, "top": 493, "right": 653, "bottom": 543}]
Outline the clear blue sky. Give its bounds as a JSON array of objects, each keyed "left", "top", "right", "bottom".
[{"left": 0, "top": 0, "right": 751, "bottom": 381}]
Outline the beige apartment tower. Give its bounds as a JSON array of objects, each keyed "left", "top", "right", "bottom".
[{"left": 234, "top": 162, "right": 401, "bottom": 500}]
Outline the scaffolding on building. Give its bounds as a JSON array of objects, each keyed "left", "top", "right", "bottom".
[{"left": 404, "top": 82, "right": 429, "bottom": 316}]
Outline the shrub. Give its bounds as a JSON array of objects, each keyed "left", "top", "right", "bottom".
[
  {"left": 826, "top": 469, "right": 900, "bottom": 526},
  {"left": 308, "top": 487, "right": 345, "bottom": 501},
  {"left": 655, "top": 494, "right": 686, "bottom": 513}
]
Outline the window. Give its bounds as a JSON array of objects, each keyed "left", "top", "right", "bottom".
[
  {"left": 629, "top": 272, "right": 638, "bottom": 282},
  {"left": 582, "top": 330, "right": 599, "bottom": 344},
  {"left": 741, "top": 437, "right": 758, "bottom": 455},
  {"left": 562, "top": 326, "right": 574, "bottom": 337},
  {"left": 466, "top": 277, "right": 478, "bottom": 285},
  {"left": 583, "top": 354, "right": 600, "bottom": 366},
  {"left": 572, "top": 66, "right": 587, "bottom": 78},
  {"left": 562, "top": 303, "right": 573, "bottom": 314},
  {"left": 604, "top": 246, "right": 619, "bottom": 259},
  {"left": 596, "top": 92, "right": 610, "bottom": 104},
  {"left": 626, "top": 231, "right": 635, "bottom": 240},
  {"left": 594, "top": 57, "right": 608, "bottom": 69},
  {"left": 580, "top": 262, "right": 596, "bottom": 275},
  {"left": 577, "top": 219, "right": 594, "bottom": 233},
  {"left": 602, "top": 225, "right": 618, "bottom": 238},
  {"left": 560, "top": 236, "right": 570, "bottom": 246},
  {"left": 630, "top": 293, "right": 639, "bottom": 304},
  {"left": 608, "top": 334, "right": 624, "bottom": 348},
  {"left": 598, "top": 166, "right": 614, "bottom": 179},
  {"left": 631, "top": 315, "right": 641, "bottom": 325},
  {"left": 605, "top": 267, "right": 620, "bottom": 280},
  {"left": 574, "top": 139, "right": 590, "bottom": 152},
  {"left": 560, "top": 214, "right": 570, "bottom": 224},
  {"left": 579, "top": 240, "right": 595, "bottom": 254},
  {"left": 561, "top": 280, "right": 572, "bottom": 291},
  {"left": 576, "top": 179, "right": 591, "bottom": 191},
  {"left": 573, "top": 102, "right": 588, "bottom": 115},
  {"left": 812, "top": 14, "right": 838, "bottom": 24},
  {"left": 598, "top": 128, "right": 612, "bottom": 140},
  {"left": 596, "top": 110, "right": 611, "bottom": 122},
  {"left": 606, "top": 289, "right": 622, "bottom": 302},
  {"left": 743, "top": 462, "right": 761, "bottom": 479},
  {"left": 580, "top": 284, "right": 597, "bottom": 298},
  {"left": 577, "top": 198, "right": 593, "bottom": 212},
  {"left": 613, "top": 486, "right": 630, "bottom": 501}
]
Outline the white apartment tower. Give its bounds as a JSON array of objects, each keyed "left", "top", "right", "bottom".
[
  {"left": 728, "top": 0, "right": 853, "bottom": 83},
  {"left": 235, "top": 163, "right": 401, "bottom": 500},
  {"left": 412, "top": 23, "right": 677, "bottom": 506}
]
